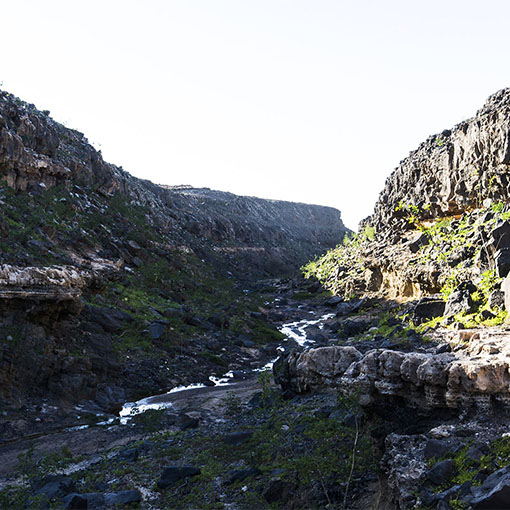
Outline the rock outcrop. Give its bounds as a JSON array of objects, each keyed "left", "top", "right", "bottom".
[
  {"left": 277, "top": 89, "right": 510, "bottom": 510},
  {"left": 0, "top": 89, "right": 349, "bottom": 277},
  {"left": 0, "top": 263, "right": 118, "bottom": 301},
  {"left": 0, "top": 88, "right": 350, "bottom": 408},
  {"left": 305, "top": 90, "right": 510, "bottom": 304},
  {"left": 366, "top": 88, "right": 510, "bottom": 233},
  {"left": 275, "top": 328, "right": 510, "bottom": 412}
]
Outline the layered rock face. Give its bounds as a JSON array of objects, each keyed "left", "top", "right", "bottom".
[
  {"left": 0, "top": 262, "right": 118, "bottom": 300},
  {"left": 278, "top": 89, "right": 510, "bottom": 412},
  {"left": 306, "top": 90, "right": 510, "bottom": 301},
  {"left": 167, "top": 186, "right": 344, "bottom": 263},
  {"left": 275, "top": 328, "right": 510, "bottom": 411},
  {"left": 0, "top": 88, "right": 351, "bottom": 407},
  {"left": 0, "top": 90, "right": 348, "bottom": 276},
  {"left": 366, "top": 88, "right": 510, "bottom": 233},
  {"left": 274, "top": 89, "right": 510, "bottom": 510}
]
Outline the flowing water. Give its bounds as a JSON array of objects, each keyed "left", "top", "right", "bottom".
[{"left": 117, "top": 311, "right": 334, "bottom": 422}]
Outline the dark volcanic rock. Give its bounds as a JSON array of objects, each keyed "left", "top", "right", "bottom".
[
  {"left": 104, "top": 490, "right": 142, "bottom": 506},
  {"left": 424, "top": 438, "right": 462, "bottom": 460},
  {"left": 495, "top": 248, "right": 510, "bottom": 278},
  {"left": 412, "top": 297, "right": 446, "bottom": 322},
  {"left": 489, "top": 289, "right": 505, "bottom": 309},
  {"left": 226, "top": 468, "right": 262, "bottom": 485},
  {"left": 157, "top": 466, "right": 201, "bottom": 489},
  {"left": 62, "top": 492, "right": 104, "bottom": 509},
  {"left": 434, "top": 482, "right": 474, "bottom": 508},
  {"left": 263, "top": 478, "right": 295, "bottom": 504},
  {"left": 116, "top": 447, "right": 139, "bottom": 462},
  {"left": 444, "top": 282, "right": 477, "bottom": 317},
  {"left": 32, "top": 475, "right": 75, "bottom": 500},
  {"left": 325, "top": 295, "right": 343, "bottom": 306},
  {"left": 84, "top": 305, "right": 133, "bottom": 334},
  {"left": 471, "top": 466, "right": 510, "bottom": 509},
  {"left": 148, "top": 321, "right": 166, "bottom": 339},
  {"left": 365, "top": 89, "right": 510, "bottom": 233},
  {"left": 489, "top": 222, "right": 510, "bottom": 256},
  {"left": 426, "top": 459, "right": 455, "bottom": 485}
]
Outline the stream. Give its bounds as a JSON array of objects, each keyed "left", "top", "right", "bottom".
[
  {"left": 117, "top": 311, "right": 335, "bottom": 422},
  {"left": 0, "top": 307, "right": 336, "bottom": 482}
]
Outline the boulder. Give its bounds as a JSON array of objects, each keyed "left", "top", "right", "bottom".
[
  {"left": 148, "top": 321, "right": 166, "bottom": 340},
  {"left": 433, "top": 482, "right": 474, "bottom": 508},
  {"left": 444, "top": 282, "right": 477, "bottom": 317},
  {"left": 489, "top": 222, "right": 510, "bottom": 256},
  {"left": 325, "top": 295, "right": 343, "bottom": 306},
  {"left": 62, "top": 492, "right": 104, "bottom": 509},
  {"left": 274, "top": 346, "right": 362, "bottom": 393},
  {"left": 412, "top": 297, "right": 446, "bottom": 322},
  {"left": 104, "top": 490, "right": 142, "bottom": 506},
  {"left": 226, "top": 468, "right": 262, "bottom": 485},
  {"left": 85, "top": 305, "right": 132, "bottom": 333},
  {"left": 495, "top": 248, "right": 510, "bottom": 278},
  {"left": 426, "top": 459, "right": 455, "bottom": 485},
  {"left": 175, "top": 412, "right": 199, "bottom": 430},
  {"left": 338, "top": 318, "right": 375, "bottom": 337},
  {"left": 423, "top": 438, "right": 462, "bottom": 460},
  {"left": 32, "top": 475, "right": 75, "bottom": 500},
  {"left": 435, "top": 343, "right": 451, "bottom": 354},
  {"left": 407, "top": 232, "right": 429, "bottom": 253},
  {"left": 262, "top": 478, "right": 294, "bottom": 504},
  {"left": 116, "top": 447, "right": 139, "bottom": 462},
  {"left": 157, "top": 466, "right": 201, "bottom": 489},
  {"left": 489, "top": 289, "right": 505, "bottom": 309},
  {"left": 471, "top": 466, "right": 510, "bottom": 509}
]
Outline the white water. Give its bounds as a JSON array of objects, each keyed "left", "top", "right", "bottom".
[
  {"left": 119, "top": 371, "right": 236, "bottom": 422},
  {"left": 279, "top": 313, "right": 335, "bottom": 346},
  {"left": 117, "top": 312, "right": 334, "bottom": 422}
]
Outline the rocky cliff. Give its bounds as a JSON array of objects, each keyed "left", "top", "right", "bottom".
[
  {"left": 0, "top": 88, "right": 348, "bottom": 410},
  {"left": 0, "top": 89, "right": 348, "bottom": 277},
  {"left": 276, "top": 89, "right": 510, "bottom": 509},
  {"left": 366, "top": 88, "right": 510, "bottom": 233},
  {"left": 304, "top": 90, "right": 510, "bottom": 302}
]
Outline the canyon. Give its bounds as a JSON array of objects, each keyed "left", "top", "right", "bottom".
[{"left": 2, "top": 88, "right": 510, "bottom": 509}]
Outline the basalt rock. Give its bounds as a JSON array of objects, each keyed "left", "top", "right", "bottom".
[
  {"left": 365, "top": 89, "right": 510, "bottom": 233},
  {"left": 0, "top": 90, "right": 349, "bottom": 277},
  {"left": 310, "top": 90, "right": 510, "bottom": 302},
  {"left": 382, "top": 433, "right": 429, "bottom": 509},
  {"left": 0, "top": 89, "right": 350, "bottom": 407},
  {"left": 444, "top": 281, "right": 477, "bottom": 317},
  {"left": 471, "top": 466, "right": 510, "bottom": 509},
  {"left": 157, "top": 466, "right": 201, "bottom": 489}
]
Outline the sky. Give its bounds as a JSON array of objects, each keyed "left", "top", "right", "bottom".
[{"left": 1, "top": 1, "right": 509, "bottom": 230}]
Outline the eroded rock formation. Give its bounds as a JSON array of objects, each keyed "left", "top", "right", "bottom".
[
  {"left": 275, "top": 328, "right": 510, "bottom": 411},
  {"left": 305, "top": 90, "right": 510, "bottom": 304},
  {"left": 0, "top": 88, "right": 351, "bottom": 409},
  {"left": 0, "top": 263, "right": 117, "bottom": 300},
  {"left": 366, "top": 88, "right": 510, "bottom": 233},
  {"left": 0, "top": 89, "right": 349, "bottom": 277}
]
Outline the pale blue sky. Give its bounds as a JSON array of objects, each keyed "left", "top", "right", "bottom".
[{"left": 2, "top": 1, "right": 509, "bottom": 229}]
